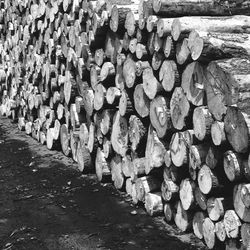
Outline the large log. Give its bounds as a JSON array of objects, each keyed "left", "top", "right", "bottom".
[
  {"left": 153, "top": 0, "right": 250, "bottom": 16},
  {"left": 224, "top": 106, "right": 250, "bottom": 153},
  {"left": 205, "top": 58, "right": 250, "bottom": 121},
  {"left": 171, "top": 15, "right": 250, "bottom": 42}
]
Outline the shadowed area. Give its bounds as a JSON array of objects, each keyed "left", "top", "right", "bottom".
[{"left": 0, "top": 117, "right": 206, "bottom": 250}]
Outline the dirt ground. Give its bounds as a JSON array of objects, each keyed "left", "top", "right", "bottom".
[{"left": 0, "top": 117, "right": 206, "bottom": 250}]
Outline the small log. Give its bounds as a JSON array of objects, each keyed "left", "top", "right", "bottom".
[
  {"left": 163, "top": 164, "right": 179, "bottom": 183},
  {"left": 100, "top": 62, "right": 116, "bottom": 82},
  {"left": 198, "top": 164, "right": 219, "bottom": 194},
  {"left": 143, "top": 66, "right": 163, "bottom": 100},
  {"left": 211, "top": 121, "right": 226, "bottom": 146},
  {"left": 192, "top": 211, "right": 205, "bottom": 239},
  {"left": 233, "top": 183, "right": 250, "bottom": 223},
  {"left": 133, "top": 83, "right": 150, "bottom": 118},
  {"left": 215, "top": 220, "right": 226, "bottom": 242},
  {"left": 241, "top": 223, "right": 250, "bottom": 249},
  {"left": 161, "top": 179, "right": 179, "bottom": 202},
  {"left": 100, "top": 109, "right": 115, "bottom": 135},
  {"left": 163, "top": 36, "right": 175, "bottom": 59},
  {"left": 123, "top": 57, "right": 136, "bottom": 88},
  {"left": 205, "top": 146, "right": 223, "bottom": 169},
  {"left": 111, "top": 111, "right": 128, "bottom": 157},
  {"left": 79, "top": 123, "right": 89, "bottom": 146},
  {"left": 181, "top": 62, "right": 205, "bottom": 107},
  {"left": 164, "top": 203, "right": 175, "bottom": 222},
  {"left": 207, "top": 197, "right": 232, "bottom": 221},
  {"left": 159, "top": 60, "right": 180, "bottom": 92},
  {"left": 95, "top": 147, "right": 111, "bottom": 182},
  {"left": 146, "top": 15, "right": 158, "bottom": 32},
  {"left": 203, "top": 217, "right": 216, "bottom": 249},
  {"left": 170, "top": 130, "right": 195, "bottom": 167},
  {"left": 174, "top": 200, "right": 192, "bottom": 232},
  {"left": 194, "top": 186, "right": 207, "bottom": 211},
  {"left": 131, "top": 157, "right": 147, "bottom": 180},
  {"left": 164, "top": 150, "right": 172, "bottom": 168},
  {"left": 70, "top": 131, "right": 79, "bottom": 162},
  {"left": 136, "top": 43, "right": 148, "bottom": 60},
  {"left": 157, "top": 18, "right": 173, "bottom": 38},
  {"left": 149, "top": 95, "right": 172, "bottom": 138},
  {"left": 135, "top": 176, "right": 161, "bottom": 202},
  {"left": 126, "top": 177, "right": 134, "bottom": 196},
  {"left": 145, "top": 192, "right": 163, "bottom": 216},
  {"left": 189, "top": 144, "right": 210, "bottom": 171},
  {"left": 94, "top": 84, "right": 106, "bottom": 111},
  {"left": 128, "top": 115, "right": 147, "bottom": 152},
  {"left": 121, "top": 155, "right": 133, "bottom": 178},
  {"left": 111, "top": 154, "right": 125, "bottom": 189},
  {"left": 241, "top": 184, "right": 250, "bottom": 208},
  {"left": 179, "top": 178, "right": 196, "bottom": 210},
  {"left": 103, "top": 137, "right": 113, "bottom": 159},
  {"left": 223, "top": 150, "right": 246, "bottom": 182},
  {"left": 170, "top": 87, "right": 190, "bottom": 130},
  {"left": 106, "top": 87, "right": 121, "bottom": 105},
  {"left": 87, "top": 122, "right": 97, "bottom": 154},
  {"left": 76, "top": 142, "right": 92, "bottom": 172},
  {"left": 82, "top": 88, "right": 94, "bottom": 116},
  {"left": 224, "top": 210, "right": 241, "bottom": 238},
  {"left": 145, "top": 125, "right": 167, "bottom": 174},
  {"left": 125, "top": 9, "right": 139, "bottom": 37},
  {"left": 224, "top": 106, "right": 250, "bottom": 153},
  {"left": 151, "top": 51, "right": 164, "bottom": 71},
  {"left": 176, "top": 38, "right": 191, "bottom": 65},
  {"left": 119, "top": 89, "right": 133, "bottom": 116}
]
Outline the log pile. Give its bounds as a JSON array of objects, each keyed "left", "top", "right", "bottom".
[{"left": 1, "top": 0, "right": 250, "bottom": 248}]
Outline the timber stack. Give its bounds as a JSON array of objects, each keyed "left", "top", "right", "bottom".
[{"left": 1, "top": 0, "right": 250, "bottom": 248}]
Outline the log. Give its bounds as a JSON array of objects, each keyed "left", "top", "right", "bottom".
[
  {"left": 95, "top": 147, "right": 111, "bottom": 182},
  {"left": 164, "top": 150, "right": 172, "bottom": 168},
  {"left": 133, "top": 83, "right": 150, "bottom": 118},
  {"left": 181, "top": 62, "right": 205, "bottom": 107},
  {"left": 128, "top": 115, "right": 147, "bottom": 152},
  {"left": 163, "top": 164, "right": 179, "bottom": 183},
  {"left": 194, "top": 186, "right": 207, "bottom": 211},
  {"left": 119, "top": 89, "right": 133, "bottom": 116},
  {"left": 202, "top": 217, "right": 216, "bottom": 249},
  {"left": 156, "top": 18, "right": 173, "bottom": 38},
  {"left": 70, "top": 130, "right": 79, "bottom": 162},
  {"left": 136, "top": 43, "right": 148, "bottom": 60},
  {"left": 223, "top": 150, "right": 246, "bottom": 182},
  {"left": 174, "top": 200, "right": 192, "bottom": 232},
  {"left": 192, "top": 211, "right": 205, "bottom": 239},
  {"left": 188, "top": 30, "right": 250, "bottom": 62},
  {"left": 159, "top": 60, "right": 180, "bottom": 92},
  {"left": 215, "top": 220, "right": 226, "bottom": 242},
  {"left": 143, "top": 66, "right": 163, "bottom": 100},
  {"left": 193, "top": 106, "right": 213, "bottom": 141},
  {"left": 111, "top": 111, "right": 128, "bottom": 157},
  {"left": 205, "top": 58, "right": 250, "bottom": 121},
  {"left": 79, "top": 123, "right": 89, "bottom": 146},
  {"left": 100, "top": 62, "right": 116, "bottom": 82},
  {"left": 123, "top": 57, "right": 136, "bottom": 88},
  {"left": 205, "top": 146, "right": 223, "bottom": 170},
  {"left": 176, "top": 38, "right": 191, "bottom": 65},
  {"left": 121, "top": 155, "right": 133, "bottom": 178},
  {"left": 125, "top": 9, "right": 139, "bottom": 37},
  {"left": 179, "top": 178, "right": 196, "bottom": 210},
  {"left": 170, "top": 130, "right": 195, "bottom": 167},
  {"left": 151, "top": 51, "right": 164, "bottom": 71},
  {"left": 145, "top": 125, "right": 167, "bottom": 174},
  {"left": 103, "top": 137, "right": 113, "bottom": 159},
  {"left": 161, "top": 179, "right": 179, "bottom": 202},
  {"left": 110, "top": 154, "right": 124, "bottom": 189},
  {"left": 106, "top": 87, "right": 121, "bottom": 105},
  {"left": 164, "top": 203, "right": 175, "bottom": 222},
  {"left": 211, "top": 121, "right": 226, "bottom": 146},
  {"left": 135, "top": 176, "right": 161, "bottom": 202},
  {"left": 224, "top": 210, "right": 241, "bottom": 238},
  {"left": 198, "top": 164, "right": 219, "bottom": 194},
  {"left": 224, "top": 106, "right": 250, "bottom": 153},
  {"left": 76, "top": 142, "right": 92, "bottom": 172},
  {"left": 233, "top": 183, "right": 250, "bottom": 223},
  {"left": 241, "top": 184, "right": 250, "bottom": 208},
  {"left": 163, "top": 36, "right": 175, "bottom": 59},
  {"left": 94, "top": 83, "right": 106, "bottom": 111},
  {"left": 153, "top": 0, "right": 250, "bottom": 16},
  {"left": 149, "top": 95, "right": 172, "bottom": 138},
  {"left": 145, "top": 192, "right": 163, "bottom": 216},
  {"left": 146, "top": 15, "right": 158, "bottom": 32},
  {"left": 100, "top": 109, "right": 114, "bottom": 136},
  {"left": 171, "top": 15, "right": 250, "bottom": 42},
  {"left": 170, "top": 87, "right": 190, "bottom": 130},
  {"left": 207, "top": 197, "right": 232, "bottom": 221},
  {"left": 126, "top": 177, "right": 134, "bottom": 196},
  {"left": 131, "top": 157, "right": 147, "bottom": 180},
  {"left": 189, "top": 144, "right": 210, "bottom": 171},
  {"left": 241, "top": 223, "right": 250, "bottom": 249}
]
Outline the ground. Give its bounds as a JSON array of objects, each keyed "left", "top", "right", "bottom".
[{"left": 0, "top": 117, "right": 206, "bottom": 250}]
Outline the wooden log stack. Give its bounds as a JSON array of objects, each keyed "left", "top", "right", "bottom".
[{"left": 1, "top": 0, "right": 250, "bottom": 248}]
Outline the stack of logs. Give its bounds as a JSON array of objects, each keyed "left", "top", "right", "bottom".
[{"left": 1, "top": 0, "right": 250, "bottom": 248}]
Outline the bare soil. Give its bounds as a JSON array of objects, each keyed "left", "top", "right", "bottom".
[{"left": 0, "top": 117, "right": 206, "bottom": 250}]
